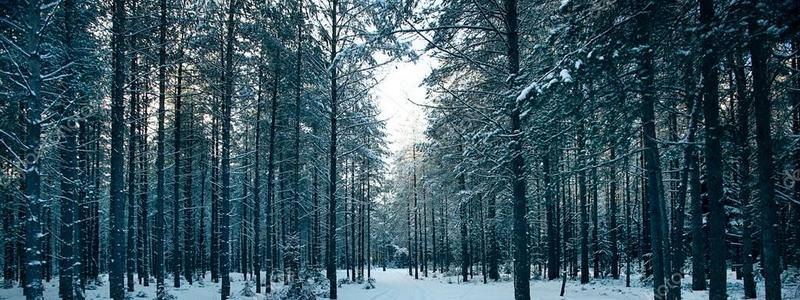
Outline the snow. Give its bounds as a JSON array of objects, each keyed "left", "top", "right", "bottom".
[
  {"left": 517, "top": 82, "right": 538, "bottom": 102},
  {"left": 559, "top": 0, "right": 570, "bottom": 10},
  {"left": 559, "top": 69, "right": 573, "bottom": 83},
  {"left": 0, "top": 269, "right": 797, "bottom": 299}
]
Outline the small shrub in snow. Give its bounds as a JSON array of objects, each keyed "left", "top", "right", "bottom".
[
  {"left": 337, "top": 278, "right": 350, "bottom": 287},
  {"left": 156, "top": 289, "right": 176, "bottom": 300},
  {"left": 312, "top": 277, "right": 330, "bottom": 298},
  {"left": 273, "top": 281, "right": 315, "bottom": 300},
  {"left": 363, "top": 278, "right": 376, "bottom": 289},
  {"left": 134, "top": 290, "right": 147, "bottom": 298},
  {"left": 239, "top": 281, "right": 256, "bottom": 297}
]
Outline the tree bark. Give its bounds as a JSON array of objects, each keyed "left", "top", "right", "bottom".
[
  {"left": 220, "top": 0, "right": 237, "bottom": 298},
  {"left": 635, "top": 2, "right": 671, "bottom": 299},
  {"left": 326, "top": 1, "right": 340, "bottom": 296},
  {"left": 748, "top": 2, "right": 783, "bottom": 298},
  {"left": 183, "top": 103, "right": 195, "bottom": 285},
  {"left": 126, "top": 0, "right": 138, "bottom": 289},
  {"left": 109, "top": 0, "right": 127, "bottom": 295},
  {"left": 699, "top": 1, "right": 726, "bottom": 298},
  {"left": 59, "top": 0, "right": 80, "bottom": 297},
  {"left": 173, "top": 60, "right": 183, "bottom": 289},
  {"left": 610, "top": 149, "right": 619, "bottom": 280},
  {"left": 253, "top": 66, "right": 263, "bottom": 293},
  {"left": 504, "top": 0, "right": 530, "bottom": 297},
  {"left": 730, "top": 55, "right": 757, "bottom": 299}
]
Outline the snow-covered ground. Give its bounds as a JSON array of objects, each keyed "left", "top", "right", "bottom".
[{"left": 1, "top": 269, "right": 798, "bottom": 299}]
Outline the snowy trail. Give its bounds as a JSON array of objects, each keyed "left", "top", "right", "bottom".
[
  {"left": 336, "top": 268, "right": 684, "bottom": 300},
  {"left": 338, "top": 269, "right": 514, "bottom": 300},
  {"left": 1, "top": 269, "right": 772, "bottom": 300}
]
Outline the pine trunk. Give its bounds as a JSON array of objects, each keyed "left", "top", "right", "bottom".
[
  {"left": 731, "top": 55, "right": 757, "bottom": 299},
  {"left": 109, "top": 0, "right": 127, "bottom": 295},
  {"left": 220, "top": 1, "right": 237, "bottom": 297},
  {"left": 748, "top": 3, "right": 783, "bottom": 298}
]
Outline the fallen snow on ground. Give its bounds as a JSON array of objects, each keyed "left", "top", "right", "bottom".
[
  {"left": 337, "top": 269, "right": 701, "bottom": 300},
  {"left": 1, "top": 268, "right": 798, "bottom": 299}
]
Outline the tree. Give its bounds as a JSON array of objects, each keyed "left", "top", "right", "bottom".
[
  {"left": 699, "top": 0, "right": 727, "bottom": 298},
  {"left": 731, "top": 54, "right": 756, "bottom": 299},
  {"left": 109, "top": 0, "right": 128, "bottom": 296},
  {"left": 747, "top": 1, "right": 782, "bottom": 298},
  {"left": 220, "top": 0, "right": 238, "bottom": 298},
  {"left": 155, "top": 0, "right": 169, "bottom": 296},
  {"left": 58, "top": 0, "right": 81, "bottom": 298},
  {"left": 634, "top": 2, "right": 671, "bottom": 299}
]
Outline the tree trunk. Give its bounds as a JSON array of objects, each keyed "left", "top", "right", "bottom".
[
  {"left": 109, "top": 0, "right": 127, "bottom": 295},
  {"left": 59, "top": 0, "right": 80, "bottom": 297},
  {"left": 459, "top": 146, "right": 469, "bottom": 283},
  {"left": 220, "top": 0, "right": 237, "bottom": 298},
  {"left": 367, "top": 166, "right": 372, "bottom": 279},
  {"left": 730, "top": 55, "right": 757, "bottom": 299},
  {"left": 610, "top": 149, "right": 619, "bottom": 280},
  {"left": 173, "top": 60, "right": 183, "bottom": 288},
  {"left": 748, "top": 3, "right": 783, "bottom": 298},
  {"left": 670, "top": 62, "right": 698, "bottom": 300},
  {"left": 591, "top": 163, "right": 599, "bottom": 279},
  {"left": 155, "top": 0, "right": 168, "bottom": 296},
  {"left": 126, "top": 0, "right": 138, "bottom": 290},
  {"left": 793, "top": 37, "right": 800, "bottom": 269},
  {"left": 578, "top": 118, "right": 589, "bottom": 284},
  {"left": 183, "top": 104, "right": 195, "bottom": 285},
  {"left": 413, "top": 148, "right": 419, "bottom": 280},
  {"left": 139, "top": 98, "right": 150, "bottom": 286},
  {"left": 504, "top": 0, "right": 530, "bottom": 298},
  {"left": 210, "top": 96, "right": 220, "bottom": 283},
  {"left": 699, "top": 1, "right": 726, "bottom": 298},
  {"left": 624, "top": 156, "right": 632, "bottom": 287},
  {"left": 290, "top": 1, "right": 303, "bottom": 281},
  {"left": 197, "top": 156, "right": 205, "bottom": 280},
  {"left": 545, "top": 150, "right": 560, "bottom": 280},
  {"left": 326, "top": 1, "right": 340, "bottom": 296},
  {"left": 265, "top": 49, "right": 279, "bottom": 292},
  {"left": 253, "top": 67, "right": 263, "bottom": 293},
  {"left": 635, "top": 2, "right": 671, "bottom": 299}
]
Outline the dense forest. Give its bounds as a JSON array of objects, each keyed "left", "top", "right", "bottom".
[{"left": 0, "top": 0, "right": 799, "bottom": 299}]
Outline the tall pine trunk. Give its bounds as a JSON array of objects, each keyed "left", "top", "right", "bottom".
[
  {"left": 502, "top": 0, "right": 530, "bottom": 297},
  {"left": 155, "top": 0, "right": 168, "bottom": 296},
  {"left": 326, "top": 1, "right": 340, "bottom": 297},
  {"left": 59, "top": 0, "right": 80, "bottom": 297},
  {"left": 699, "top": 1, "right": 727, "bottom": 298},
  {"left": 610, "top": 149, "right": 619, "bottom": 280},
  {"left": 126, "top": 0, "right": 138, "bottom": 290},
  {"left": 220, "top": 0, "right": 237, "bottom": 297},
  {"left": 728, "top": 55, "right": 757, "bottom": 299},
  {"left": 109, "top": 0, "right": 127, "bottom": 295},
  {"left": 747, "top": 2, "right": 782, "bottom": 298},
  {"left": 253, "top": 67, "right": 263, "bottom": 293},
  {"left": 265, "top": 50, "right": 280, "bottom": 293},
  {"left": 173, "top": 60, "right": 183, "bottom": 288},
  {"left": 635, "top": 2, "right": 671, "bottom": 299},
  {"left": 578, "top": 117, "right": 589, "bottom": 284},
  {"left": 183, "top": 104, "right": 195, "bottom": 285}
]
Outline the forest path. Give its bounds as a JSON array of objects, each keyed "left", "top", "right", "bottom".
[
  {"left": 338, "top": 268, "right": 512, "bottom": 300},
  {"left": 335, "top": 268, "right": 678, "bottom": 300}
]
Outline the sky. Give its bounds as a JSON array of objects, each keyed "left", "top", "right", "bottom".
[{"left": 373, "top": 44, "right": 434, "bottom": 160}]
